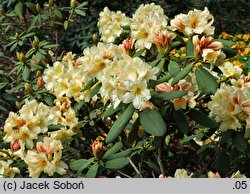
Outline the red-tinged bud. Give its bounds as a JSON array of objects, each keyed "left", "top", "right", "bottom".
[
  {"left": 153, "top": 30, "right": 174, "bottom": 54},
  {"left": 92, "top": 140, "right": 104, "bottom": 159},
  {"left": 155, "top": 82, "right": 172, "bottom": 93},
  {"left": 37, "top": 76, "right": 44, "bottom": 88},
  {"left": 173, "top": 84, "right": 180, "bottom": 91},
  {"left": 123, "top": 38, "right": 134, "bottom": 52},
  {"left": 11, "top": 140, "right": 21, "bottom": 151}
]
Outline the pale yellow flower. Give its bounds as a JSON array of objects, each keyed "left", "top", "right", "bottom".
[
  {"left": 98, "top": 7, "right": 130, "bottom": 43},
  {"left": 174, "top": 169, "right": 193, "bottom": 178},
  {"left": 170, "top": 7, "right": 214, "bottom": 36},
  {"left": 24, "top": 137, "right": 67, "bottom": 177},
  {"left": 131, "top": 3, "right": 168, "bottom": 49},
  {"left": 230, "top": 171, "right": 247, "bottom": 178},
  {"left": 219, "top": 62, "right": 242, "bottom": 78}
]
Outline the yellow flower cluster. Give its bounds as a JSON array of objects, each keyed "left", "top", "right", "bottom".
[
  {"left": 98, "top": 7, "right": 130, "bottom": 43},
  {"left": 130, "top": 3, "right": 169, "bottom": 49},
  {"left": 100, "top": 54, "right": 158, "bottom": 109},
  {"left": 208, "top": 77, "right": 250, "bottom": 138},
  {"left": 24, "top": 137, "right": 67, "bottom": 177},
  {"left": 43, "top": 52, "right": 89, "bottom": 102},
  {"left": 170, "top": 7, "right": 214, "bottom": 37},
  {"left": 0, "top": 150, "right": 20, "bottom": 178},
  {"left": 44, "top": 44, "right": 158, "bottom": 109},
  {"left": 98, "top": 3, "right": 173, "bottom": 50},
  {"left": 2, "top": 99, "right": 77, "bottom": 177},
  {"left": 218, "top": 62, "right": 242, "bottom": 78}
]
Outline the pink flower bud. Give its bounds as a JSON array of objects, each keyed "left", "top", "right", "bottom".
[
  {"left": 11, "top": 140, "right": 21, "bottom": 151},
  {"left": 155, "top": 83, "right": 172, "bottom": 93},
  {"left": 37, "top": 76, "right": 44, "bottom": 88},
  {"left": 123, "top": 38, "right": 134, "bottom": 51}
]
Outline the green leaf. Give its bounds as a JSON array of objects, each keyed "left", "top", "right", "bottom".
[
  {"left": 104, "top": 157, "right": 129, "bottom": 169},
  {"left": 106, "top": 104, "right": 135, "bottom": 143},
  {"left": 0, "top": 83, "right": 7, "bottom": 90},
  {"left": 103, "top": 142, "right": 123, "bottom": 160},
  {"left": 77, "top": 158, "right": 95, "bottom": 175},
  {"left": 156, "top": 59, "right": 165, "bottom": 78},
  {"left": 187, "top": 109, "right": 218, "bottom": 128},
  {"left": 47, "top": 124, "right": 64, "bottom": 131},
  {"left": 149, "top": 73, "right": 172, "bottom": 87},
  {"left": 85, "top": 163, "right": 99, "bottom": 178},
  {"left": 216, "top": 148, "right": 230, "bottom": 177},
  {"left": 43, "top": 95, "right": 53, "bottom": 106},
  {"left": 25, "top": 2, "right": 37, "bottom": 15},
  {"left": 181, "top": 134, "right": 204, "bottom": 144},
  {"left": 54, "top": 8, "right": 62, "bottom": 19},
  {"left": 15, "top": 2, "right": 23, "bottom": 20},
  {"left": 174, "top": 110, "right": 189, "bottom": 134},
  {"left": 2, "top": 92, "right": 17, "bottom": 101},
  {"left": 197, "top": 142, "right": 213, "bottom": 154},
  {"left": 232, "top": 131, "right": 247, "bottom": 152},
  {"left": 149, "top": 58, "right": 162, "bottom": 67},
  {"left": 22, "top": 66, "right": 30, "bottom": 81},
  {"left": 81, "top": 79, "right": 96, "bottom": 92},
  {"left": 70, "top": 159, "right": 86, "bottom": 171},
  {"left": 222, "top": 48, "right": 238, "bottom": 58},
  {"left": 171, "top": 63, "right": 194, "bottom": 85},
  {"left": 144, "top": 160, "right": 161, "bottom": 174},
  {"left": 90, "top": 83, "right": 101, "bottom": 98},
  {"left": 101, "top": 103, "right": 123, "bottom": 118},
  {"left": 75, "top": 9, "right": 86, "bottom": 17},
  {"left": 195, "top": 66, "right": 217, "bottom": 95},
  {"left": 186, "top": 39, "right": 194, "bottom": 57},
  {"left": 105, "top": 148, "right": 134, "bottom": 160},
  {"left": 28, "top": 16, "right": 38, "bottom": 32},
  {"left": 64, "top": 20, "right": 68, "bottom": 30},
  {"left": 133, "top": 49, "right": 145, "bottom": 57},
  {"left": 74, "top": 100, "right": 85, "bottom": 113},
  {"left": 139, "top": 108, "right": 167, "bottom": 136},
  {"left": 168, "top": 61, "right": 180, "bottom": 77},
  {"left": 151, "top": 91, "right": 187, "bottom": 101},
  {"left": 10, "top": 42, "right": 18, "bottom": 52},
  {"left": 0, "top": 105, "right": 8, "bottom": 112}
]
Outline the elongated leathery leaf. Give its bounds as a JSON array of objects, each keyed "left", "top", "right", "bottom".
[
  {"left": 106, "top": 103, "right": 135, "bottom": 143},
  {"left": 151, "top": 91, "right": 187, "bottom": 101},
  {"left": 139, "top": 108, "right": 167, "bottom": 136},
  {"left": 195, "top": 66, "right": 217, "bottom": 95},
  {"left": 171, "top": 63, "right": 194, "bottom": 85}
]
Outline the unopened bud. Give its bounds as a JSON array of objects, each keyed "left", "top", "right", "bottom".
[
  {"left": 16, "top": 52, "right": 25, "bottom": 62},
  {"left": 36, "top": 70, "right": 41, "bottom": 77},
  {"left": 15, "top": 101, "right": 21, "bottom": 109},
  {"left": 155, "top": 82, "right": 172, "bottom": 93},
  {"left": 36, "top": 3, "right": 41, "bottom": 13},
  {"left": 0, "top": 7, "right": 5, "bottom": 16},
  {"left": 32, "top": 36, "right": 39, "bottom": 48},
  {"left": 48, "top": 0, "right": 54, "bottom": 7},
  {"left": 92, "top": 33, "right": 99, "bottom": 43},
  {"left": 15, "top": 32, "right": 20, "bottom": 40},
  {"left": 154, "top": 30, "right": 174, "bottom": 54},
  {"left": 92, "top": 140, "right": 103, "bottom": 159},
  {"left": 70, "top": 0, "right": 76, "bottom": 9},
  {"left": 24, "top": 83, "right": 31, "bottom": 93},
  {"left": 123, "top": 38, "right": 134, "bottom": 52},
  {"left": 37, "top": 76, "right": 44, "bottom": 88},
  {"left": 11, "top": 140, "right": 21, "bottom": 151}
]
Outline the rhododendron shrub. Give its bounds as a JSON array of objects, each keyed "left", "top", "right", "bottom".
[{"left": 1, "top": 3, "right": 249, "bottom": 178}]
